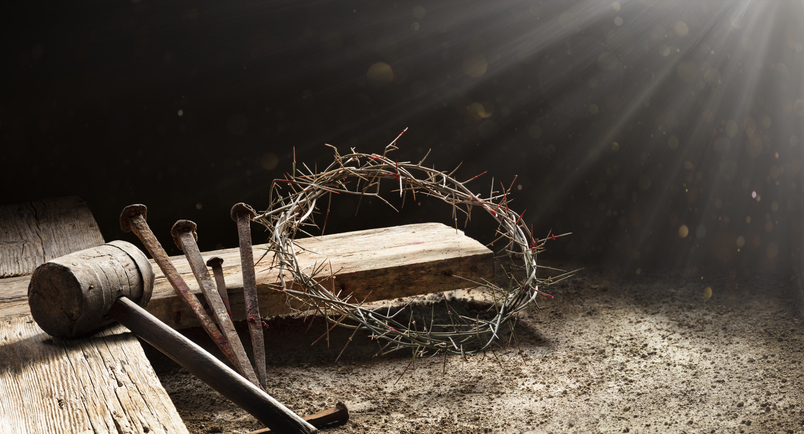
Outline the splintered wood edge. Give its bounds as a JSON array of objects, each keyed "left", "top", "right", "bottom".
[{"left": 148, "top": 222, "right": 494, "bottom": 329}]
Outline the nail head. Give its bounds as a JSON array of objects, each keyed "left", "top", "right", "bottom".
[
  {"left": 120, "top": 204, "right": 148, "bottom": 233},
  {"left": 170, "top": 219, "right": 198, "bottom": 250},
  {"left": 231, "top": 202, "right": 256, "bottom": 221}
]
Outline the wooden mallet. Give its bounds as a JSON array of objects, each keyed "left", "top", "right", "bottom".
[{"left": 27, "top": 241, "right": 318, "bottom": 434}]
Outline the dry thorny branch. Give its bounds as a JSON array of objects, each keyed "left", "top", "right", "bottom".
[{"left": 253, "top": 136, "right": 577, "bottom": 359}]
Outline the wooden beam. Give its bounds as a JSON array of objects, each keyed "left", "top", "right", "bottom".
[
  {"left": 0, "top": 196, "right": 104, "bottom": 278},
  {"left": 1, "top": 223, "right": 493, "bottom": 328},
  {"left": 148, "top": 222, "right": 494, "bottom": 329},
  {"left": 0, "top": 318, "right": 188, "bottom": 433},
  {"left": 0, "top": 197, "right": 189, "bottom": 434},
  {"left": 0, "top": 275, "right": 30, "bottom": 320}
]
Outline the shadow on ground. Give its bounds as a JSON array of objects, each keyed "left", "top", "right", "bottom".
[{"left": 143, "top": 267, "right": 804, "bottom": 433}]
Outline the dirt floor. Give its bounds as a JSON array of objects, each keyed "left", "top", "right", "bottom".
[{"left": 144, "top": 266, "right": 804, "bottom": 433}]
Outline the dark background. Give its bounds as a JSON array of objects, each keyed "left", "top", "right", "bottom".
[{"left": 3, "top": 0, "right": 803, "bottom": 277}]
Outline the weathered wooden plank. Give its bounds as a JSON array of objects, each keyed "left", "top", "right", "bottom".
[
  {"left": 0, "top": 196, "right": 190, "bottom": 434},
  {"left": 0, "top": 274, "right": 30, "bottom": 320},
  {"left": 147, "top": 222, "right": 494, "bottom": 329},
  {"left": 0, "top": 196, "right": 105, "bottom": 278},
  {"left": 0, "top": 317, "right": 188, "bottom": 433},
  {"left": 0, "top": 222, "right": 493, "bottom": 330}
]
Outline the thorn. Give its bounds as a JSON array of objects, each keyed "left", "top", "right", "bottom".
[
  {"left": 466, "top": 171, "right": 487, "bottom": 183},
  {"left": 389, "top": 128, "right": 408, "bottom": 147}
]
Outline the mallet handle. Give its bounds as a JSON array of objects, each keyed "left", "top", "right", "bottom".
[{"left": 108, "top": 297, "right": 317, "bottom": 434}]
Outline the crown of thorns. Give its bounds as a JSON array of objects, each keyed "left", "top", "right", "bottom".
[{"left": 254, "top": 137, "right": 573, "bottom": 357}]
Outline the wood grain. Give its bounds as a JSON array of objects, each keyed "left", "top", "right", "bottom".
[
  {"left": 0, "top": 196, "right": 189, "bottom": 434},
  {"left": 0, "top": 196, "right": 105, "bottom": 277},
  {"left": 0, "top": 274, "right": 31, "bottom": 320},
  {"left": 147, "top": 222, "right": 494, "bottom": 329},
  {"left": 0, "top": 317, "right": 188, "bottom": 433}
]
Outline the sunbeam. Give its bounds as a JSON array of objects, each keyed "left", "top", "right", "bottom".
[{"left": 2, "top": 0, "right": 802, "bottom": 276}]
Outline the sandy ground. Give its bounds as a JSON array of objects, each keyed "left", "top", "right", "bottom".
[{"left": 144, "top": 266, "right": 804, "bottom": 433}]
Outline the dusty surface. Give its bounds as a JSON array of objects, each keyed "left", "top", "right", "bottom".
[{"left": 144, "top": 267, "right": 804, "bottom": 433}]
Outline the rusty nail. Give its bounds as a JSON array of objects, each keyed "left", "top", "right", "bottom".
[
  {"left": 303, "top": 402, "right": 350, "bottom": 429},
  {"left": 119, "top": 205, "right": 242, "bottom": 361},
  {"left": 171, "top": 219, "right": 261, "bottom": 388},
  {"left": 246, "top": 402, "right": 350, "bottom": 434},
  {"left": 206, "top": 257, "right": 231, "bottom": 314},
  {"left": 231, "top": 202, "right": 267, "bottom": 389}
]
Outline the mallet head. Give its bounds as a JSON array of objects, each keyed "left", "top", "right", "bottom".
[{"left": 28, "top": 241, "right": 155, "bottom": 337}]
